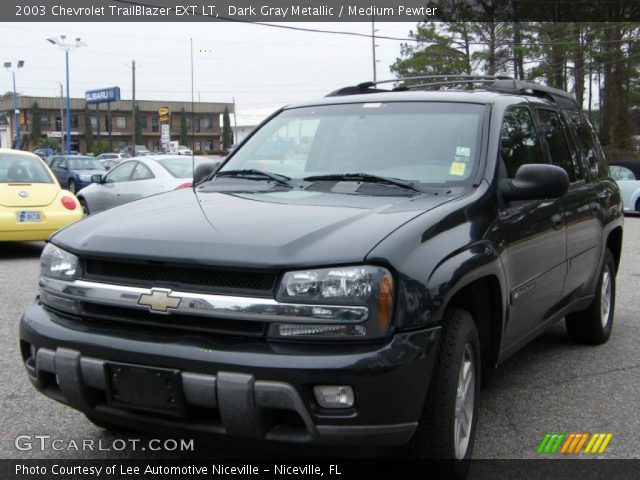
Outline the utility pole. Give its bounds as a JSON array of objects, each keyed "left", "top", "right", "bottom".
[
  {"left": 59, "top": 82, "right": 64, "bottom": 152},
  {"left": 131, "top": 59, "right": 136, "bottom": 148},
  {"left": 371, "top": 17, "right": 378, "bottom": 83}
]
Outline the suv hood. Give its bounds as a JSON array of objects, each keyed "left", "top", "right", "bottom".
[{"left": 53, "top": 188, "right": 461, "bottom": 269}]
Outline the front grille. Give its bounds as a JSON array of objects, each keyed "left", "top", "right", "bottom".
[
  {"left": 84, "top": 259, "right": 277, "bottom": 295},
  {"left": 82, "top": 302, "right": 266, "bottom": 338}
]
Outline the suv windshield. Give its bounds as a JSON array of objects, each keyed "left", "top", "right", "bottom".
[{"left": 221, "top": 102, "right": 484, "bottom": 186}]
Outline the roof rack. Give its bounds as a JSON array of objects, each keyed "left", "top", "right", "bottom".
[
  {"left": 487, "top": 79, "right": 578, "bottom": 109},
  {"left": 326, "top": 75, "right": 579, "bottom": 109}
]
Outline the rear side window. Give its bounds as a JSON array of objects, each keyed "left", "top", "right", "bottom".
[
  {"left": 500, "top": 106, "right": 545, "bottom": 178},
  {"left": 131, "top": 163, "right": 154, "bottom": 181},
  {"left": 537, "top": 109, "right": 583, "bottom": 182},
  {"left": 569, "top": 114, "right": 608, "bottom": 179}
]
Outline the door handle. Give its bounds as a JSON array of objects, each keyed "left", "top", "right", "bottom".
[
  {"left": 589, "top": 202, "right": 599, "bottom": 214},
  {"left": 550, "top": 213, "right": 563, "bottom": 230}
]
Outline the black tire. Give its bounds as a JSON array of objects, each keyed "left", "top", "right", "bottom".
[
  {"left": 565, "top": 249, "right": 616, "bottom": 345},
  {"left": 79, "top": 198, "right": 89, "bottom": 216},
  {"left": 635, "top": 198, "right": 640, "bottom": 214},
  {"left": 68, "top": 179, "right": 77, "bottom": 194},
  {"left": 407, "top": 308, "right": 481, "bottom": 472},
  {"left": 85, "top": 414, "right": 132, "bottom": 433}
]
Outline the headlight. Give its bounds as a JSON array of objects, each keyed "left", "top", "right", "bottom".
[
  {"left": 79, "top": 174, "right": 92, "bottom": 181},
  {"left": 271, "top": 266, "right": 394, "bottom": 340},
  {"left": 40, "top": 243, "right": 79, "bottom": 280}
]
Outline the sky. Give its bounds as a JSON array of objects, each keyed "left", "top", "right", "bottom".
[{"left": 1, "top": 21, "right": 417, "bottom": 125}]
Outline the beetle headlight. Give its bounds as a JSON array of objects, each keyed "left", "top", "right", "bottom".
[
  {"left": 40, "top": 243, "right": 79, "bottom": 280},
  {"left": 272, "top": 266, "right": 394, "bottom": 340}
]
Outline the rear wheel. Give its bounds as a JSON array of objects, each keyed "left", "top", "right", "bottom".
[
  {"left": 407, "top": 308, "right": 481, "bottom": 474},
  {"left": 565, "top": 249, "right": 616, "bottom": 345},
  {"left": 635, "top": 198, "right": 640, "bottom": 214},
  {"left": 68, "top": 179, "right": 77, "bottom": 194}
]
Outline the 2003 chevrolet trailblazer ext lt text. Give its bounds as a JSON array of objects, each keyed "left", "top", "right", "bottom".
[{"left": 20, "top": 77, "right": 623, "bottom": 469}]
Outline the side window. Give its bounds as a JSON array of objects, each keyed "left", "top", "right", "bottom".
[
  {"left": 106, "top": 161, "right": 136, "bottom": 183},
  {"left": 500, "top": 106, "right": 545, "bottom": 178},
  {"left": 131, "top": 163, "right": 154, "bottom": 181},
  {"left": 537, "top": 109, "right": 582, "bottom": 182},
  {"left": 569, "top": 114, "right": 608, "bottom": 179}
]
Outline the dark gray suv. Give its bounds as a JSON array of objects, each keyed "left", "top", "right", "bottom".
[{"left": 20, "top": 76, "right": 623, "bottom": 470}]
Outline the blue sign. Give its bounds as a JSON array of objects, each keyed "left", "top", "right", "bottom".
[{"left": 85, "top": 86, "right": 121, "bottom": 104}]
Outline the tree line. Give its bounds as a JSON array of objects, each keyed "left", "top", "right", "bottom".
[{"left": 392, "top": 21, "right": 640, "bottom": 151}]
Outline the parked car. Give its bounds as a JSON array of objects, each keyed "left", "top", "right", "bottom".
[
  {"left": 609, "top": 160, "right": 640, "bottom": 214},
  {"left": 33, "top": 147, "right": 54, "bottom": 160},
  {"left": 0, "top": 149, "right": 82, "bottom": 241},
  {"left": 76, "top": 155, "right": 220, "bottom": 215},
  {"left": 177, "top": 145, "right": 193, "bottom": 156},
  {"left": 96, "top": 152, "right": 130, "bottom": 161},
  {"left": 127, "top": 145, "right": 152, "bottom": 157},
  {"left": 20, "top": 77, "right": 622, "bottom": 472},
  {"left": 47, "top": 155, "right": 107, "bottom": 194}
]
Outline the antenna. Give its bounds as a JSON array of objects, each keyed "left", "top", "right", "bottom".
[{"left": 190, "top": 37, "right": 195, "bottom": 193}]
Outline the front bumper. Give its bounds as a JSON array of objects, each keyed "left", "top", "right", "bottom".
[{"left": 20, "top": 302, "right": 440, "bottom": 446}]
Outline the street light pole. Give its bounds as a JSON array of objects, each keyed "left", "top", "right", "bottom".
[
  {"left": 65, "top": 49, "right": 71, "bottom": 154},
  {"left": 4, "top": 60, "right": 24, "bottom": 150},
  {"left": 46, "top": 35, "right": 87, "bottom": 154},
  {"left": 11, "top": 70, "right": 19, "bottom": 149}
]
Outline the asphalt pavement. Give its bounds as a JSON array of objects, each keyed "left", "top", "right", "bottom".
[{"left": 1, "top": 219, "right": 638, "bottom": 461}]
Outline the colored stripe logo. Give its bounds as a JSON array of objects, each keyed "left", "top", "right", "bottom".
[{"left": 537, "top": 433, "right": 613, "bottom": 454}]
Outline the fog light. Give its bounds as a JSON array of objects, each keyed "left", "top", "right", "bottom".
[{"left": 313, "top": 385, "right": 355, "bottom": 409}]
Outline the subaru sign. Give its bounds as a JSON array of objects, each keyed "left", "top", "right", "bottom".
[{"left": 85, "top": 87, "right": 121, "bottom": 104}]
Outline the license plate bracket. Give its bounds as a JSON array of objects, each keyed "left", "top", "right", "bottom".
[{"left": 105, "top": 363, "right": 186, "bottom": 417}]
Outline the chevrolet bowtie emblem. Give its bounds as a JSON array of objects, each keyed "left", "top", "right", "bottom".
[{"left": 138, "top": 288, "right": 181, "bottom": 313}]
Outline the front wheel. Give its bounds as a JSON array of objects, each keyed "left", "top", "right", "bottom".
[
  {"left": 68, "top": 179, "right": 77, "bottom": 194},
  {"left": 408, "top": 308, "right": 481, "bottom": 470},
  {"left": 565, "top": 249, "right": 616, "bottom": 345}
]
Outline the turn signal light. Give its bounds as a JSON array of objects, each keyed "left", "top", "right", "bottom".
[
  {"left": 175, "top": 182, "right": 193, "bottom": 190},
  {"left": 61, "top": 196, "right": 77, "bottom": 210}
]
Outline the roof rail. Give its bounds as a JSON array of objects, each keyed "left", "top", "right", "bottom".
[
  {"left": 326, "top": 75, "right": 512, "bottom": 97},
  {"left": 487, "top": 79, "right": 578, "bottom": 109},
  {"left": 326, "top": 75, "right": 579, "bottom": 109}
]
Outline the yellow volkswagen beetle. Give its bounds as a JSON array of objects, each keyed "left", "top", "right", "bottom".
[{"left": 0, "top": 149, "right": 83, "bottom": 242}]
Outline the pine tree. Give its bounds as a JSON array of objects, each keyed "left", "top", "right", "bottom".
[
  {"left": 31, "top": 102, "right": 42, "bottom": 148},
  {"left": 222, "top": 106, "right": 233, "bottom": 149},
  {"left": 180, "top": 108, "right": 188, "bottom": 146}
]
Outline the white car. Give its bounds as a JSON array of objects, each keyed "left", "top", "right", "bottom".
[
  {"left": 609, "top": 161, "right": 640, "bottom": 214},
  {"left": 178, "top": 145, "right": 193, "bottom": 156}
]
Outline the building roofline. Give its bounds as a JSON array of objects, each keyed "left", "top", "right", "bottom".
[{"left": 0, "top": 95, "right": 234, "bottom": 114}]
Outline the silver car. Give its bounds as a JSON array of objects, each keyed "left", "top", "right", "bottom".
[
  {"left": 609, "top": 161, "right": 640, "bottom": 214},
  {"left": 76, "top": 155, "right": 220, "bottom": 215}
]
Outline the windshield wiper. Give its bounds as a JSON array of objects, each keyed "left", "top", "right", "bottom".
[
  {"left": 303, "top": 173, "right": 422, "bottom": 193},
  {"left": 212, "top": 169, "right": 293, "bottom": 187}
]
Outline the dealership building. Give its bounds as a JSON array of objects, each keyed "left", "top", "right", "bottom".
[{"left": 0, "top": 95, "right": 234, "bottom": 154}]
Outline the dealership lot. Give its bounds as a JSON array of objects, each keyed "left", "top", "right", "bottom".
[{"left": 1, "top": 219, "right": 639, "bottom": 460}]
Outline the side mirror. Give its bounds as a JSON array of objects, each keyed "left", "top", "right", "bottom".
[
  {"left": 193, "top": 161, "right": 220, "bottom": 184},
  {"left": 500, "top": 164, "right": 569, "bottom": 201},
  {"left": 91, "top": 174, "right": 104, "bottom": 184}
]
